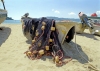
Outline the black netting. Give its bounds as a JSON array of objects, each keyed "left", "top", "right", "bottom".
[{"left": 22, "top": 17, "right": 72, "bottom": 66}]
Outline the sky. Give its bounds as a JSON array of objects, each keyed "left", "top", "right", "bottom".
[{"left": 0, "top": 0, "right": 100, "bottom": 20}]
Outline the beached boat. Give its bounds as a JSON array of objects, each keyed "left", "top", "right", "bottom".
[
  {"left": 75, "top": 12, "right": 100, "bottom": 36},
  {"left": 21, "top": 16, "right": 75, "bottom": 44},
  {"left": 87, "top": 16, "right": 100, "bottom": 35},
  {"left": 0, "top": 0, "right": 7, "bottom": 29},
  {"left": 21, "top": 13, "right": 75, "bottom": 66}
]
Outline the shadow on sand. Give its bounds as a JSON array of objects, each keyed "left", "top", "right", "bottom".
[
  {"left": 62, "top": 41, "right": 89, "bottom": 64},
  {"left": 77, "top": 33, "right": 99, "bottom": 40},
  {"left": 26, "top": 40, "right": 32, "bottom": 44},
  {"left": 24, "top": 36, "right": 89, "bottom": 65},
  {"left": 0, "top": 27, "right": 11, "bottom": 46},
  {"left": 39, "top": 41, "right": 89, "bottom": 65}
]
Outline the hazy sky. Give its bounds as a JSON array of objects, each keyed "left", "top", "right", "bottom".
[{"left": 0, "top": 0, "right": 100, "bottom": 20}]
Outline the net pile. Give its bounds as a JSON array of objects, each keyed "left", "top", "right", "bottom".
[{"left": 22, "top": 17, "right": 72, "bottom": 66}]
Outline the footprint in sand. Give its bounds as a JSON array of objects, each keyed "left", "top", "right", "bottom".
[
  {"left": 15, "top": 64, "right": 24, "bottom": 68},
  {"left": 26, "top": 67, "right": 33, "bottom": 71},
  {"left": 0, "top": 57, "right": 7, "bottom": 62}
]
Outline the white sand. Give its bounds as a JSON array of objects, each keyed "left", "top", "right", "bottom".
[{"left": 0, "top": 24, "right": 100, "bottom": 71}]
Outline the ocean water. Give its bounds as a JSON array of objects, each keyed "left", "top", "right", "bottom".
[
  {"left": 2, "top": 20, "right": 21, "bottom": 24},
  {"left": 2, "top": 19, "right": 81, "bottom": 24}
]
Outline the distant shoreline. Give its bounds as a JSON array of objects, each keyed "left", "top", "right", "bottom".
[{"left": 2, "top": 20, "right": 21, "bottom": 24}]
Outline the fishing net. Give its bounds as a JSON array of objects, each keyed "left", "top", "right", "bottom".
[{"left": 21, "top": 17, "right": 72, "bottom": 66}]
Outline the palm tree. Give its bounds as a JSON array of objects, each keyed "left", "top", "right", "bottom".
[{"left": 1, "top": 0, "right": 6, "bottom": 10}]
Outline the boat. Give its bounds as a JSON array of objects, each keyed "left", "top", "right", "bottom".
[
  {"left": 0, "top": 0, "right": 7, "bottom": 30},
  {"left": 21, "top": 13, "right": 75, "bottom": 44},
  {"left": 21, "top": 13, "right": 75, "bottom": 66},
  {"left": 75, "top": 12, "right": 100, "bottom": 36},
  {"left": 87, "top": 16, "right": 100, "bottom": 35}
]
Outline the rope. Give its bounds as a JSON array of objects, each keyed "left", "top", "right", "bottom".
[{"left": 75, "top": 24, "right": 100, "bottom": 71}]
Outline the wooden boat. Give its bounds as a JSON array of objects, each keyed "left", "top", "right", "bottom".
[
  {"left": 56, "top": 21, "right": 75, "bottom": 44},
  {"left": 87, "top": 16, "right": 100, "bottom": 35},
  {"left": 75, "top": 12, "right": 100, "bottom": 36},
  {"left": 0, "top": 0, "right": 7, "bottom": 29},
  {"left": 21, "top": 14, "right": 75, "bottom": 44}
]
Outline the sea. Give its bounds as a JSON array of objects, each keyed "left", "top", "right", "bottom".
[
  {"left": 2, "top": 19, "right": 81, "bottom": 24},
  {"left": 2, "top": 20, "right": 21, "bottom": 24}
]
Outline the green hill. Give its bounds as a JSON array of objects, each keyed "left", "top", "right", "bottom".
[
  {"left": 46, "top": 17, "right": 80, "bottom": 22},
  {"left": 6, "top": 17, "right": 13, "bottom": 20}
]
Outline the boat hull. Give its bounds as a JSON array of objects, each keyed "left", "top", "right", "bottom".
[
  {"left": 56, "top": 22, "right": 75, "bottom": 44},
  {"left": 21, "top": 19, "right": 75, "bottom": 44},
  {"left": 75, "top": 22, "right": 100, "bottom": 35},
  {"left": 0, "top": 9, "right": 7, "bottom": 24}
]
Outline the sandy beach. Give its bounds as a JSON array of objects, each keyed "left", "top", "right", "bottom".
[{"left": 0, "top": 24, "right": 100, "bottom": 71}]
